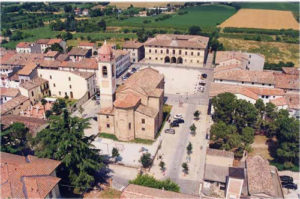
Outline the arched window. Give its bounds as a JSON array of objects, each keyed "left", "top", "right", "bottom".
[
  {"left": 177, "top": 57, "right": 183, "bottom": 64},
  {"left": 171, "top": 57, "right": 176, "bottom": 63},
  {"left": 164, "top": 56, "right": 170, "bottom": 63},
  {"left": 102, "top": 66, "right": 108, "bottom": 77}
]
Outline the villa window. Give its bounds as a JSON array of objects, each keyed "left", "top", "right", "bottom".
[
  {"left": 53, "top": 83, "right": 56, "bottom": 87},
  {"left": 185, "top": 51, "right": 187, "bottom": 55},
  {"left": 149, "top": 49, "right": 151, "bottom": 53},
  {"left": 106, "top": 115, "right": 109, "bottom": 119},
  {"left": 252, "top": 82, "right": 254, "bottom": 85},
  {"left": 197, "top": 52, "right": 200, "bottom": 56},
  {"left": 128, "top": 123, "right": 131, "bottom": 130},
  {"left": 161, "top": 50, "right": 163, "bottom": 53},
  {"left": 166, "top": 49, "right": 169, "bottom": 54},
  {"left": 142, "top": 127, "right": 145, "bottom": 131},
  {"left": 107, "top": 124, "right": 110, "bottom": 128},
  {"left": 50, "top": 75, "right": 52, "bottom": 79},
  {"left": 31, "top": 91, "right": 34, "bottom": 97},
  {"left": 179, "top": 50, "right": 182, "bottom": 55},
  {"left": 191, "top": 52, "right": 194, "bottom": 56},
  {"left": 173, "top": 49, "right": 175, "bottom": 54},
  {"left": 142, "top": 119, "right": 145, "bottom": 124},
  {"left": 69, "top": 77, "right": 71, "bottom": 81},
  {"left": 155, "top": 49, "right": 157, "bottom": 53},
  {"left": 69, "top": 85, "right": 72, "bottom": 89}
]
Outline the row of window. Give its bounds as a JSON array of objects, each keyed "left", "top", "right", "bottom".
[
  {"left": 52, "top": 83, "right": 72, "bottom": 89},
  {"left": 148, "top": 48, "right": 202, "bottom": 56},
  {"left": 148, "top": 56, "right": 201, "bottom": 63},
  {"left": 106, "top": 118, "right": 146, "bottom": 130},
  {"left": 218, "top": 79, "right": 272, "bottom": 86}
]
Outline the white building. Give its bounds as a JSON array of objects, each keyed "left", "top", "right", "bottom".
[{"left": 38, "top": 69, "right": 97, "bottom": 99}]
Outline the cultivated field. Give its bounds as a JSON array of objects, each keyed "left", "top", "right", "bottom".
[
  {"left": 219, "top": 9, "right": 299, "bottom": 30},
  {"left": 219, "top": 37, "right": 300, "bottom": 66},
  {"left": 109, "top": 2, "right": 184, "bottom": 9}
]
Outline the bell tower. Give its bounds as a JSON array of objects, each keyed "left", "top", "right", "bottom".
[{"left": 97, "top": 41, "right": 116, "bottom": 108}]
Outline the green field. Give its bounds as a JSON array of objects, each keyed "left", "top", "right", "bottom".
[
  {"left": 2, "top": 26, "right": 137, "bottom": 49},
  {"left": 234, "top": 2, "right": 299, "bottom": 12},
  {"left": 108, "top": 4, "right": 236, "bottom": 29}
]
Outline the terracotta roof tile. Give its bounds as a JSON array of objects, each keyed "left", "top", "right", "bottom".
[
  {"left": 122, "top": 40, "right": 143, "bottom": 49},
  {"left": 0, "top": 95, "right": 29, "bottom": 115},
  {"left": 68, "top": 47, "right": 90, "bottom": 56},
  {"left": 214, "top": 70, "right": 275, "bottom": 85},
  {"left": 45, "top": 50, "right": 59, "bottom": 57},
  {"left": 99, "top": 106, "right": 115, "bottom": 115},
  {"left": 16, "top": 42, "right": 31, "bottom": 48},
  {"left": 47, "top": 38, "right": 62, "bottom": 45},
  {"left": 274, "top": 73, "right": 299, "bottom": 90},
  {"left": 246, "top": 155, "right": 275, "bottom": 197},
  {"left": 136, "top": 104, "right": 158, "bottom": 118},
  {"left": 20, "top": 77, "right": 47, "bottom": 90},
  {"left": 0, "top": 152, "right": 61, "bottom": 199},
  {"left": 282, "top": 67, "right": 299, "bottom": 75},
  {"left": 36, "top": 39, "right": 50, "bottom": 44},
  {"left": 114, "top": 93, "right": 141, "bottom": 108},
  {"left": 70, "top": 71, "right": 95, "bottom": 79},
  {"left": 18, "top": 62, "right": 38, "bottom": 76},
  {"left": 0, "top": 87, "right": 19, "bottom": 97},
  {"left": 214, "top": 64, "right": 244, "bottom": 73},
  {"left": 60, "top": 58, "right": 98, "bottom": 70},
  {"left": 1, "top": 53, "right": 44, "bottom": 66},
  {"left": 145, "top": 34, "right": 209, "bottom": 49},
  {"left": 215, "top": 51, "right": 248, "bottom": 64}
]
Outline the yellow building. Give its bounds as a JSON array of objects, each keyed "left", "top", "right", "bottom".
[
  {"left": 144, "top": 34, "right": 209, "bottom": 67},
  {"left": 97, "top": 42, "right": 165, "bottom": 141}
]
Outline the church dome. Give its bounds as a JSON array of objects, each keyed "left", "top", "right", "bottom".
[{"left": 98, "top": 41, "right": 112, "bottom": 56}]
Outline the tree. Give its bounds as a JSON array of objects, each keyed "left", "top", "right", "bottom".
[
  {"left": 33, "top": 110, "right": 105, "bottom": 194},
  {"left": 140, "top": 153, "right": 152, "bottom": 168},
  {"left": 1, "top": 122, "right": 32, "bottom": 155},
  {"left": 61, "top": 32, "right": 73, "bottom": 41},
  {"left": 159, "top": 161, "right": 165, "bottom": 172},
  {"left": 112, "top": 147, "right": 119, "bottom": 159},
  {"left": 212, "top": 92, "right": 237, "bottom": 124},
  {"left": 265, "top": 102, "right": 277, "bottom": 120},
  {"left": 182, "top": 162, "right": 188, "bottom": 174},
  {"left": 241, "top": 127, "right": 255, "bottom": 144},
  {"left": 190, "top": 124, "right": 196, "bottom": 134},
  {"left": 45, "top": 110, "right": 53, "bottom": 119},
  {"left": 193, "top": 110, "right": 200, "bottom": 120},
  {"left": 188, "top": 26, "right": 201, "bottom": 35},
  {"left": 79, "top": 105, "right": 84, "bottom": 116},
  {"left": 275, "top": 113, "right": 299, "bottom": 168},
  {"left": 187, "top": 142, "right": 192, "bottom": 155},
  {"left": 98, "top": 19, "right": 106, "bottom": 31},
  {"left": 233, "top": 99, "right": 258, "bottom": 130},
  {"left": 255, "top": 99, "right": 265, "bottom": 118},
  {"left": 136, "top": 28, "right": 148, "bottom": 43},
  {"left": 64, "top": 5, "right": 73, "bottom": 13}
]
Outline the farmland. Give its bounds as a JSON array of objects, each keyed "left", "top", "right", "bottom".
[
  {"left": 108, "top": 4, "right": 237, "bottom": 29},
  {"left": 109, "top": 2, "right": 184, "bottom": 9},
  {"left": 219, "top": 37, "right": 300, "bottom": 67},
  {"left": 219, "top": 9, "right": 299, "bottom": 30}
]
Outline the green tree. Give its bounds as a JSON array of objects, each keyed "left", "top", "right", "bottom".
[
  {"left": 52, "top": 99, "right": 66, "bottom": 115},
  {"left": 233, "top": 99, "right": 258, "bottom": 130},
  {"left": 159, "top": 161, "right": 165, "bottom": 172},
  {"left": 241, "top": 127, "right": 255, "bottom": 144},
  {"left": 255, "top": 99, "right": 265, "bottom": 118},
  {"left": 112, "top": 147, "right": 119, "bottom": 158},
  {"left": 188, "top": 26, "right": 201, "bottom": 35},
  {"left": 193, "top": 110, "right": 200, "bottom": 119},
  {"left": 212, "top": 92, "right": 237, "bottom": 124},
  {"left": 140, "top": 153, "right": 152, "bottom": 168},
  {"left": 33, "top": 110, "right": 104, "bottom": 194},
  {"left": 190, "top": 124, "right": 196, "bottom": 133},
  {"left": 98, "top": 19, "right": 106, "bottom": 31},
  {"left": 182, "top": 162, "right": 188, "bottom": 174},
  {"left": 265, "top": 102, "right": 277, "bottom": 120},
  {"left": 1, "top": 122, "right": 32, "bottom": 155},
  {"left": 186, "top": 142, "right": 192, "bottom": 155},
  {"left": 275, "top": 113, "right": 299, "bottom": 168},
  {"left": 61, "top": 32, "right": 73, "bottom": 41}
]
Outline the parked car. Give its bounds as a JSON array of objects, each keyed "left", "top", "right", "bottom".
[
  {"left": 282, "top": 183, "right": 297, "bottom": 190},
  {"left": 201, "top": 73, "right": 208, "bottom": 79},
  {"left": 199, "top": 82, "right": 206, "bottom": 86},
  {"left": 131, "top": 67, "right": 137, "bottom": 73},
  {"left": 170, "top": 121, "right": 179, "bottom": 127},
  {"left": 206, "top": 133, "right": 210, "bottom": 140},
  {"left": 165, "top": 129, "right": 175, "bottom": 134},
  {"left": 174, "top": 118, "right": 184, "bottom": 124},
  {"left": 93, "top": 116, "right": 98, "bottom": 121},
  {"left": 173, "top": 114, "right": 183, "bottom": 119},
  {"left": 280, "top": 176, "right": 293, "bottom": 182}
]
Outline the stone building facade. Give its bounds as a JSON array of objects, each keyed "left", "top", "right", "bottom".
[
  {"left": 144, "top": 34, "right": 209, "bottom": 67},
  {"left": 97, "top": 43, "right": 164, "bottom": 141},
  {"left": 122, "top": 40, "right": 145, "bottom": 63}
]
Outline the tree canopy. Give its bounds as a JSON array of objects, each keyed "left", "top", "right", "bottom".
[{"left": 33, "top": 110, "right": 105, "bottom": 194}]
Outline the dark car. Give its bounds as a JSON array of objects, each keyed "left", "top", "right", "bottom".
[
  {"left": 174, "top": 118, "right": 184, "bottom": 124},
  {"left": 201, "top": 73, "right": 208, "bottom": 79},
  {"left": 280, "top": 176, "right": 293, "bottom": 182},
  {"left": 131, "top": 67, "right": 137, "bottom": 73},
  {"left": 170, "top": 121, "right": 179, "bottom": 127},
  {"left": 283, "top": 183, "right": 297, "bottom": 190},
  {"left": 165, "top": 129, "right": 175, "bottom": 134}
]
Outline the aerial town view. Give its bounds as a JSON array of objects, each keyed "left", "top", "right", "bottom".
[{"left": 0, "top": 1, "right": 299, "bottom": 199}]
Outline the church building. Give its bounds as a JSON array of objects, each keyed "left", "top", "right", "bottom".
[{"left": 97, "top": 42, "right": 165, "bottom": 141}]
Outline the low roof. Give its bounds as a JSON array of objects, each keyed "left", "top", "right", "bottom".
[
  {"left": 136, "top": 104, "right": 158, "bottom": 118},
  {"left": 1, "top": 152, "right": 61, "bottom": 199},
  {"left": 18, "top": 62, "right": 38, "bottom": 76},
  {"left": 16, "top": 42, "right": 31, "bottom": 48},
  {"left": 60, "top": 58, "right": 98, "bottom": 70},
  {"left": 229, "top": 167, "right": 245, "bottom": 179},
  {"left": 0, "top": 95, "right": 29, "bottom": 115},
  {"left": 214, "top": 70, "right": 275, "bottom": 85},
  {"left": 215, "top": 51, "right": 248, "bottom": 64},
  {"left": 121, "top": 184, "right": 199, "bottom": 199},
  {"left": 19, "top": 77, "right": 48, "bottom": 90},
  {"left": 122, "top": 40, "right": 143, "bottom": 49},
  {"left": 204, "top": 164, "right": 229, "bottom": 183},
  {"left": 99, "top": 106, "right": 115, "bottom": 115},
  {"left": 70, "top": 71, "right": 95, "bottom": 79},
  {"left": 45, "top": 50, "right": 59, "bottom": 57},
  {"left": 246, "top": 155, "right": 275, "bottom": 197},
  {"left": 1, "top": 115, "right": 47, "bottom": 135},
  {"left": 1, "top": 53, "right": 44, "bottom": 66},
  {"left": 0, "top": 87, "right": 19, "bottom": 97},
  {"left": 282, "top": 67, "right": 299, "bottom": 75},
  {"left": 274, "top": 72, "right": 299, "bottom": 90},
  {"left": 68, "top": 47, "right": 90, "bottom": 56},
  {"left": 145, "top": 34, "right": 209, "bottom": 49}
]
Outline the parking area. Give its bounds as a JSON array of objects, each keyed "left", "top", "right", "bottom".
[{"left": 279, "top": 170, "right": 300, "bottom": 198}]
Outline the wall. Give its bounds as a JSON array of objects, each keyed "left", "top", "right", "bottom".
[
  {"left": 37, "top": 69, "right": 90, "bottom": 99},
  {"left": 144, "top": 46, "right": 206, "bottom": 67},
  {"left": 0, "top": 96, "right": 13, "bottom": 104},
  {"left": 114, "top": 107, "right": 135, "bottom": 141},
  {"left": 19, "top": 85, "right": 43, "bottom": 105},
  {"left": 98, "top": 114, "right": 115, "bottom": 134},
  {"left": 134, "top": 111, "right": 157, "bottom": 140},
  {"left": 16, "top": 47, "right": 31, "bottom": 54}
]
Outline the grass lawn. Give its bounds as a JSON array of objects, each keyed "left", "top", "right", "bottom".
[
  {"left": 99, "top": 133, "right": 118, "bottom": 141},
  {"left": 99, "top": 133, "right": 154, "bottom": 145},
  {"left": 108, "top": 4, "right": 236, "bottom": 29},
  {"left": 250, "top": 135, "right": 273, "bottom": 160},
  {"left": 219, "top": 37, "right": 300, "bottom": 66},
  {"left": 84, "top": 188, "right": 122, "bottom": 199}
]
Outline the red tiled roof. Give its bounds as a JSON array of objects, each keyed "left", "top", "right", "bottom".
[
  {"left": 114, "top": 92, "right": 141, "bottom": 108},
  {"left": 16, "top": 42, "right": 31, "bottom": 48},
  {"left": 282, "top": 67, "right": 299, "bottom": 75},
  {"left": 0, "top": 152, "right": 61, "bottom": 199},
  {"left": 45, "top": 50, "right": 59, "bottom": 57},
  {"left": 215, "top": 51, "right": 248, "bottom": 64},
  {"left": 0, "top": 95, "right": 29, "bottom": 115},
  {"left": 60, "top": 58, "right": 98, "bottom": 70},
  {"left": 47, "top": 38, "right": 63, "bottom": 45},
  {"left": 121, "top": 184, "right": 199, "bottom": 199},
  {"left": 274, "top": 73, "right": 299, "bottom": 90},
  {"left": 145, "top": 34, "right": 209, "bottom": 49},
  {"left": 122, "top": 40, "right": 143, "bottom": 49},
  {"left": 68, "top": 47, "right": 90, "bottom": 56},
  {"left": 18, "top": 62, "right": 38, "bottom": 76},
  {"left": 0, "top": 87, "right": 19, "bottom": 97}
]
